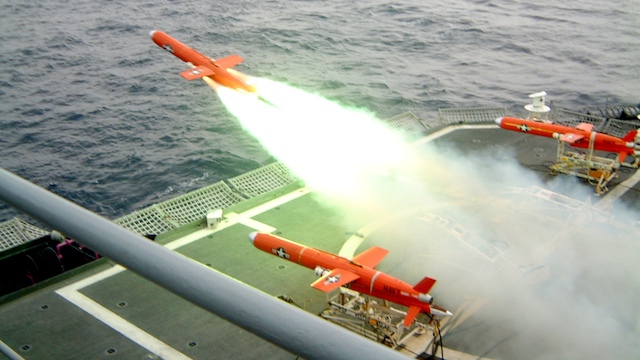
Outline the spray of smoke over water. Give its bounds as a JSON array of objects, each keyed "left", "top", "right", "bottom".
[{"left": 212, "top": 79, "right": 639, "bottom": 359}]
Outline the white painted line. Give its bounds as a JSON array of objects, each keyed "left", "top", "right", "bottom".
[
  {"left": 56, "top": 286, "right": 190, "bottom": 360},
  {"left": 338, "top": 235, "right": 365, "bottom": 259},
  {"left": 414, "top": 123, "right": 499, "bottom": 145},
  {"left": 240, "top": 187, "right": 311, "bottom": 218},
  {"left": 60, "top": 265, "right": 126, "bottom": 291},
  {"left": 224, "top": 214, "right": 277, "bottom": 233},
  {"left": 164, "top": 187, "right": 309, "bottom": 250},
  {"left": 595, "top": 168, "right": 640, "bottom": 211},
  {"left": 238, "top": 218, "right": 276, "bottom": 233},
  {"left": 53, "top": 186, "right": 311, "bottom": 358},
  {"left": 165, "top": 228, "right": 216, "bottom": 250},
  {"left": 338, "top": 207, "right": 422, "bottom": 258}
]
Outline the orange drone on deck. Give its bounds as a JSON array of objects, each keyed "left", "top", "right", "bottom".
[
  {"left": 496, "top": 116, "right": 640, "bottom": 163},
  {"left": 249, "top": 232, "right": 452, "bottom": 327}
]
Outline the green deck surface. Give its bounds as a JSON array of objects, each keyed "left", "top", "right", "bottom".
[{"left": 1, "top": 123, "right": 638, "bottom": 359}]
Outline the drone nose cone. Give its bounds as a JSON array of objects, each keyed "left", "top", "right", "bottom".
[
  {"left": 249, "top": 232, "right": 258, "bottom": 245},
  {"left": 495, "top": 117, "right": 503, "bottom": 126}
]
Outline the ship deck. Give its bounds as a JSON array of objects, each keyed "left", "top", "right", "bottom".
[{"left": 1, "top": 108, "right": 638, "bottom": 359}]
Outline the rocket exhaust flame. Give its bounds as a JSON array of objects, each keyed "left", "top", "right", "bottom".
[
  {"left": 151, "top": 29, "right": 414, "bottom": 199},
  {"left": 207, "top": 75, "right": 412, "bottom": 198}
]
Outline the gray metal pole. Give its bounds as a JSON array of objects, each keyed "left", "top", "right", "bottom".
[
  {"left": 0, "top": 168, "right": 406, "bottom": 360},
  {"left": 0, "top": 339, "right": 25, "bottom": 360}
]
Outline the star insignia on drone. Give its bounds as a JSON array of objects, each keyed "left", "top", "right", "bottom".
[
  {"left": 517, "top": 124, "right": 531, "bottom": 132},
  {"left": 325, "top": 274, "right": 341, "bottom": 284},
  {"left": 272, "top": 247, "right": 290, "bottom": 259},
  {"left": 161, "top": 44, "right": 174, "bottom": 53}
]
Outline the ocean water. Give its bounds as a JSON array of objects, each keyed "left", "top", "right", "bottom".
[{"left": 1, "top": 0, "right": 639, "bottom": 221}]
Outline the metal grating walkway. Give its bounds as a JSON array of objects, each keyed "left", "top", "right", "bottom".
[
  {"left": 552, "top": 108, "right": 638, "bottom": 138},
  {"left": 438, "top": 107, "right": 507, "bottom": 124},
  {"left": 228, "top": 162, "right": 299, "bottom": 197},
  {"left": 0, "top": 218, "right": 49, "bottom": 251},
  {"left": 113, "top": 206, "right": 177, "bottom": 236},
  {"left": 551, "top": 108, "right": 607, "bottom": 132},
  {"left": 1, "top": 162, "right": 302, "bottom": 246},
  {"left": 154, "top": 181, "right": 245, "bottom": 225},
  {"left": 385, "top": 112, "right": 429, "bottom": 136}
]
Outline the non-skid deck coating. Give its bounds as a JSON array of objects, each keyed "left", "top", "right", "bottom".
[{"left": 1, "top": 123, "right": 638, "bottom": 359}]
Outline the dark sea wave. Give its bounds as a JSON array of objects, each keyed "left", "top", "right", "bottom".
[{"left": 1, "top": 0, "right": 639, "bottom": 221}]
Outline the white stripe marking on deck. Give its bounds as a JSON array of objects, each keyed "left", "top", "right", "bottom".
[
  {"left": 55, "top": 187, "right": 311, "bottom": 358},
  {"left": 56, "top": 265, "right": 190, "bottom": 360},
  {"left": 594, "top": 167, "right": 640, "bottom": 211},
  {"left": 414, "top": 123, "right": 499, "bottom": 145}
]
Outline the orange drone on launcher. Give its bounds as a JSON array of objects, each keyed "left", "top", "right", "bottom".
[
  {"left": 496, "top": 116, "right": 640, "bottom": 163},
  {"left": 249, "top": 232, "right": 452, "bottom": 327},
  {"left": 150, "top": 30, "right": 256, "bottom": 93}
]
